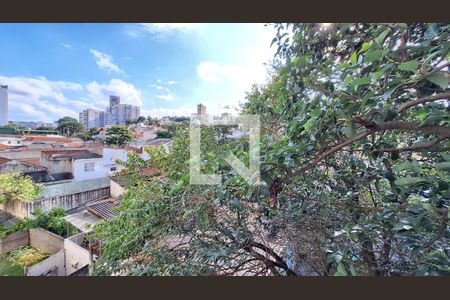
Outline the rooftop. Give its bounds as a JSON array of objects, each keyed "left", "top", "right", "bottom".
[
  {"left": 23, "top": 170, "right": 73, "bottom": 183},
  {"left": 56, "top": 152, "right": 103, "bottom": 160},
  {"left": 144, "top": 138, "right": 172, "bottom": 146},
  {"left": 0, "top": 157, "right": 11, "bottom": 165},
  {"left": 86, "top": 198, "right": 121, "bottom": 220}
]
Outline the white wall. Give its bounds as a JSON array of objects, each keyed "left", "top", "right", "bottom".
[
  {"left": 102, "top": 148, "right": 129, "bottom": 172},
  {"left": 110, "top": 179, "right": 125, "bottom": 198},
  {"left": 73, "top": 158, "right": 109, "bottom": 182},
  {"left": 0, "top": 136, "right": 23, "bottom": 146},
  {"left": 64, "top": 238, "right": 90, "bottom": 276},
  {"left": 26, "top": 250, "right": 65, "bottom": 276}
]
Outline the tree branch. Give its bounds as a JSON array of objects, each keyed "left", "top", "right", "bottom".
[
  {"left": 398, "top": 92, "right": 450, "bottom": 113},
  {"left": 373, "top": 136, "right": 450, "bottom": 153},
  {"left": 288, "top": 120, "right": 450, "bottom": 179}
]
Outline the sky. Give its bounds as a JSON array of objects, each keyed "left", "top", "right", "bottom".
[{"left": 0, "top": 23, "right": 277, "bottom": 122}]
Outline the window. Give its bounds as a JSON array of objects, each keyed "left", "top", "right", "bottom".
[
  {"left": 110, "top": 167, "right": 117, "bottom": 171},
  {"left": 84, "top": 162, "right": 95, "bottom": 172},
  {"left": 7, "top": 141, "right": 11, "bottom": 144},
  {"left": 17, "top": 141, "right": 20, "bottom": 144}
]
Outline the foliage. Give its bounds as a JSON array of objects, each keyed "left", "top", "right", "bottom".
[
  {"left": 0, "top": 208, "right": 77, "bottom": 238},
  {"left": 0, "top": 173, "right": 43, "bottom": 203},
  {"left": 8, "top": 246, "right": 49, "bottom": 267},
  {"left": 56, "top": 116, "right": 84, "bottom": 136},
  {"left": 105, "top": 125, "right": 133, "bottom": 146},
  {"left": 93, "top": 23, "right": 450, "bottom": 276},
  {"left": 156, "top": 130, "right": 173, "bottom": 139}
]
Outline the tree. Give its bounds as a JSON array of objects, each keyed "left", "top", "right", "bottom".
[
  {"left": 0, "top": 174, "right": 43, "bottom": 203},
  {"left": 56, "top": 116, "right": 84, "bottom": 136},
  {"left": 137, "top": 116, "right": 146, "bottom": 123},
  {"left": 36, "top": 126, "right": 55, "bottom": 131},
  {"left": 93, "top": 24, "right": 450, "bottom": 276},
  {"left": 105, "top": 125, "right": 133, "bottom": 146}
]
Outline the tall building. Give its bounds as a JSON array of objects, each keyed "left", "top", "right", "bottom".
[
  {"left": 197, "top": 103, "right": 207, "bottom": 116},
  {"left": 79, "top": 109, "right": 105, "bottom": 130},
  {"left": 0, "top": 85, "right": 8, "bottom": 126},
  {"left": 104, "top": 96, "right": 140, "bottom": 125}
]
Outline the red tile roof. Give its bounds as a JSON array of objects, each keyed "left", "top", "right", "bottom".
[
  {"left": 0, "top": 144, "right": 13, "bottom": 149},
  {"left": 0, "top": 157, "right": 11, "bottom": 165},
  {"left": 23, "top": 136, "right": 72, "bottom": 143}
]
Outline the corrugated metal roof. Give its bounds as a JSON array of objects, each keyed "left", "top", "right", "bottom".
[{"left": 86, "top": 199, "right": 120, "bottom": 220}]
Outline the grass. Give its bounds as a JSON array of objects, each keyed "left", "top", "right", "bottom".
[
  {"left": 0, "top": 255, "right": 24, "bottom": 276},
  {"left": 8, "top": 246, "right": 50, "bottom": 267},
  {"left": 0, "top": 246, "right": 50, "bottom": 276}
]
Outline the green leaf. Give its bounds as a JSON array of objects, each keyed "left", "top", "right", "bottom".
[
  {"left": 426, "top": 72, "right": 448, "bottom": 90},
  {"left": 435, "top": 162, "right": 450, "bottom": 171},
  {"left": 365, "top": 50, "right": 384, "bottom": 62},
  {"left": 394, "top": 177, "right": 427, "bottom": 187},
  {"left": 334, "top": 263, "right": 347, "bottom": 276},
  {"left": 352, "top": 77, "right": 371, "bottom": 88},
  {"left": 350, "top": 52, "right": 358, "bottom": 65},
  {"left": 374, "top": 28, "right": 391, "bottom": 48},
  {"left": 398, "top": 61, "right": 419, "bottom": 72},
  {"left": 358, "top": 42, "right": 372, "bottom": 54}
]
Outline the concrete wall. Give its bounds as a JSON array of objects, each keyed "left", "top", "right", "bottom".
[
  {"left": 64, "top": 238, "right": 90, "bottom": 276},
  {"left": 110, "top": 179, "right": 125, "bottom": 198},
  {"left": 0, "top": 160, "right": 46, "bottom": 174},
  {"left": 5, "top": 187, "right": 110, "bottom": 219},
  {"left": 0, "top": 150, "right": 41, "bottom": 161},
  {"left": 26, "top": 250, "right": 65, "bottom": 276},
  {"left": 0, "top": 230, "right": 29, "bottom": 254},
  {"left": 41, "top": 156, "right": 72, "bottom": 174},
  {"left": 41, "top": 177, "right": 110, "bottom": 198},
  {"left": 29, "top": 228, "right": 64, "bottom": 254}
]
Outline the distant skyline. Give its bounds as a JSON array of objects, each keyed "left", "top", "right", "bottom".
[{"left": 0, "top": 23, "right": 276, "bottom": 122}]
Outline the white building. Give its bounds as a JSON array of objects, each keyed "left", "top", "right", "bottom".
[
  {"left": 79, "top": 109, "right": 105, "bottom": 130},
  {"left": 70, "top": 153, "right": 108, "bottom": 181},
  {"left": 0, "top": 85, "right": 8, "bottom": 126},
  {"left": 0, "top": 135, "right": 24, "bottom": 147},
  {"left": 104, "top": 95, "right": 140, "bottom": 126}
]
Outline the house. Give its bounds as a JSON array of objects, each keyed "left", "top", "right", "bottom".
[
  {"left": 41, "top": 150, "right": 107, "bottom": 182},
  {"left": 62, "top": 152, "right": 106, "bottom": 182},
  {"left": 41, "top": 150, "right": 90, "bottom": 174},
  {"left": 138, "top": 138, "right": 172, "bottom": 153},
  {"left": 0, "top": 158, "right": 46, "bottom": 174},
  {"left": 0, "top": 134, "right": 24, "bottom": 147}
]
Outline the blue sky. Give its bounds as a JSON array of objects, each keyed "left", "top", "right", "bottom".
[{"left": 0, "top": 23, "right": 276, "bottom": 122}]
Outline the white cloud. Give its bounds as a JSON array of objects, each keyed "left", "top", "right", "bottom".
[
  {"left": 89, "top": 49, "right": 124, "bottom": 75},
  {"left": 0, "top": 75, "right": 143, "bottom": 122},
  {"left": 61, "top": 43, "right": 72, "bottom": 48},
  {"left": 85, "top": 79, "right": 143, "bottom": 107},
  {"left": 155, "top": 94, "right": 174, "bottom": 101},
  {"left": 126, "top": 23, "right": 200, "bottom": 39},
  {"left": 150, "top": 84, "right": 164, "bottom": 90},
  {"left": 140, "top": 23, "right": 199, "bottom": 33},
  {"left": 168, "top": 80, "right": 176, "bottom": 85},
  {"left": 0, "top": 75, "right": 91, "bottom": 122},
  {"left": 197, "top": 61, "right": 243, "bottom": 83},
  {"left": 141, "top": 108, "right": 195, "bottom": 118}
]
